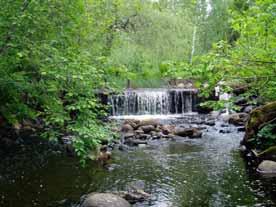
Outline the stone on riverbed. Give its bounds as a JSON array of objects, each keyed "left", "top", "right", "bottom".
[
  {"left": 257, "top": 160, "right": 276, "bottom": 174},
  {"left": 174, "top": 127, "right": 202, "bottom": 138},
  {"left": 190, "top": 130, "right": 203, "bottom": 138},
  {"left": 204, "top": 119, "right": 216, "bottom": 126},
  {"left": 81, "top": 193, "right": 131, "bottom": 207},
  {"left": 123, "top": 133, "right": 135, "bottom": 139},
  {"left": 138, "top": 119, "right": 159, "bottom": 128},
  {"left": 140, "top": 125, "right": 155, "bottom": 133},
  {"left": 174, "top": 127, "right": 194, "bottom": 137},
  {"left": 121, "top": 124, "right": 133, "bottom": 133},
  {"left": 119, "top": 190, "right": 150, "bottom": 204},
  {"left": 124, "top": 139, "right": 148, "bottom": 146},
  {"left": 161, "top": 124, "right": 175, "bottom": 135}
]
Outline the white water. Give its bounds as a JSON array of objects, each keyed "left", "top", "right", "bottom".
[
  {"left": 109, "top": 113, "right": 198, "bottom": 120},
  {"left": 109, "top": 88, "right": 198, "bottom": 117}
]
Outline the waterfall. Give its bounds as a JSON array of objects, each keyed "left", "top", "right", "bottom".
[{"left": 109, "top": 88, "right": 197, "bottom": 117}]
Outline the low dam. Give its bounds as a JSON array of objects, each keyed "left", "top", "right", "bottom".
[{"left": 109, "top": 88, "right": 198, "bottom": 118}]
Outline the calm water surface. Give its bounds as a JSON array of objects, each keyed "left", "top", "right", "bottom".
[{"left": 1, "top": 121, "right": 276, "bottom": 207}]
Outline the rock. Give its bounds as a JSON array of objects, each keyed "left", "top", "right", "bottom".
[
  {"left": 221, "top": 123, "right": 229, "bottom": 127},
  {"left": 210, "top": 111, "right": 220, "bottom": 119},
  {"left": 190, "top": 130, "right": 203, "bottom": 138},
  {"left": 136, "top": 134, "right": 151, "bottom": 140},
  {"left": 239, "top": 145, "right": 247, "bottom": 153},
  {"left": 138, "top": 119, "right": 159, "bottom": 128},
  {"left": 228, "top": 113, "right": 248, "bottom": 126},
  {"left": 257, "top": 160, "right": 276, "bottom": 174},
  {"left": 123, "top": 133, "right": 135, "bottom": 139},
  {"left": 123, "top": 119, "right": 140, "bottom": 130},
  {"left": 243, "top": 105, "right": 254, "bottom": 113},
  {"left": 174, "top": 127, "right": 194, "bottom": 137},
  {"left": 81, "top": 193, "right": 130, "bottom": 207},
  {"left": 243, "top": 102, "right": 276, "bottom": 147},
  {"left": 96, "top": 146, "right": 111, "bottom": 165},
  {"left": 134, "top": 129, "right": 144, "bottom": 135},
  {"left": 121, "top": 124, "right": 133, "bottom": 133},
  {"left": 232, "top": 84, "right": 249, "bottom": 95},
  {"left": 237, "top": 126, "right": 245, "bottom": 132},
  {"left": 118, "top": 144, "right": 129, "bottom": 151},
  {"left": 161, "top": 125, "right": 174, "bottom": 135},
  {"left": 155, "top": 125, "right": 162, "bottom": 132},
  {"left": 174, "top": 127, "right": 202, "bottom": 138},
  {"left": 219, "top": 129, "right": 231, "bottom": 134},
  {"left": 234, "top": 97, "right": 247, "bottom": 106},
  {"left": 150, "top": 131, "right": 157, "bottom": 136},
  {"left": 205, "top": 120, "right": 216, "bottom": 126},
  {"left": 141, "top": 125, "right": 155, "bottom": 134},
  {"left": 124, "top": 139, "right": 147, "bottom": 146},
  {"left": 121, "top": 190, "right": 150, "bottom": 204}
]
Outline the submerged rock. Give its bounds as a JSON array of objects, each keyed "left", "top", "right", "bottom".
[
  {"left": 257, "top": 160, "right": 276, "bottom": 174},
  {"left": 96, "top": 146, "right": 112, "bottom": 165},
  {"left": 81, "top": 193, "right": 130, "bottom": 207}
]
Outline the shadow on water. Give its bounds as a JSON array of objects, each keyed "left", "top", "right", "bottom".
[{"left": 1, "top": 121, "right": 276, "bottom": 207}]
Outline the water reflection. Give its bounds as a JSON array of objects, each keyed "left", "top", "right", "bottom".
[{"left": 0, "top": 124, "right": 276, "bottom": 207}]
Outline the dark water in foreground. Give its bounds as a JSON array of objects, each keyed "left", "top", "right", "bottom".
[{"left": 1, "top": 121, "right": 276, "bottom": 207}]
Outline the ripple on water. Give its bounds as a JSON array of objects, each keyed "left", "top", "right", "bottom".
[{"left": 1, "top": 119, "right": 276, "bottom": 207}]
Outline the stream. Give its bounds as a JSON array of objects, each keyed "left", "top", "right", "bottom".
[{"left": 1, "top": 116, "right": 276, "bottom": 207}]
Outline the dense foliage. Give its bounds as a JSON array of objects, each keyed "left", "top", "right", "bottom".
[{"left": 0, "top": 0, "right": 115, "bottom": 164}]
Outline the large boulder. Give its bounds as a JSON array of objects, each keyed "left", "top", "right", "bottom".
[
  {"left": 243, "top": 102, "right": 276, "bottom": 146},
  {"left": 81, "top": 193, "right": 131, "bottom": 207},
  {"left": 257, "top": 160, "right": 276, "bottom": 174},
  {"left": 228, "top": 113, "right": 249, "bottom": 126}
]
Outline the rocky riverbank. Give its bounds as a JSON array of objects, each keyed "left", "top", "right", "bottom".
[{"left": 240, "top": 101, "right": 276, "bottom": 175}]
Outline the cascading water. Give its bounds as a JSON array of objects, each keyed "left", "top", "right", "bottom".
[{"left": 109, "top": 88, "right": 198, "bottom": 118}]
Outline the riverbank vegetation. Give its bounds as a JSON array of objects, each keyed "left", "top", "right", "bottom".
[{"left": 0, "top": 0, "right": 275, "bottom": 163}]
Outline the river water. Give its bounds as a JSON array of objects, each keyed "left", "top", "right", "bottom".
[{"left": 1, "top": 118, "right": 276, "bottom": 207}]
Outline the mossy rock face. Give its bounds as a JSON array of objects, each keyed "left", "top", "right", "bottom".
[{"left": 243, "top": 101, "right": 276, "bottom": 147}]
